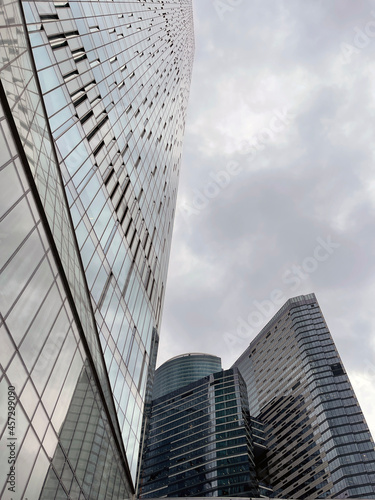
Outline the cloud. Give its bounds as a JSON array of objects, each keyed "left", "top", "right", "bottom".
[{"left": 160, "top": 0, "right": 375, "bottom": 440}]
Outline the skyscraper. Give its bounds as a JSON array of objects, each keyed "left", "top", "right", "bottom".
[
  {"left": 139, "top": 355, "right": 260, "bottom": 498},
  {"left": 139, "top": 296, "right": 375, "bottom": 499},
  {"left": 0, "top": 0, "right": 194, "bottom": 497},
  {"left": 233, "top": 293, "right": 375, "bottom": 499}
]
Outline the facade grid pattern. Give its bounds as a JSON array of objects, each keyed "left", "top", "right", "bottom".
[
  {"left": 140, "top": 368, "right": 259, "bottom": 498},
  {"left": 0, "top": 0, "right": 194, "bottom": 498}
]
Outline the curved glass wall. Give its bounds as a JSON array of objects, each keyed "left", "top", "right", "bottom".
[
  {"left": 0, "top": 0, "right": 194, "bottom": 497},
  {"left": 152, "top": 353, "right": 222, "bottom": 400}
]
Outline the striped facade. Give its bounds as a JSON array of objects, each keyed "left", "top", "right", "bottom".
[{"left": 233, "top": 294, "right": 375, "bottom": 499}]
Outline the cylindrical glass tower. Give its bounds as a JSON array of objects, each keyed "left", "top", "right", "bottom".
[{"left": 152, "top": 353, "right": 222, "bottom": 399}]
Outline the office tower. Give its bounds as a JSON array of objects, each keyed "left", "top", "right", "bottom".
[
  {"left": 139, "top": 355, "right": 260, "bottom": 498},
  {"left": 233, "top": 293, "right": 375, "bottom": 499},
  {"left": 0, "top": 0, "right": 194, "bottom": 498}
]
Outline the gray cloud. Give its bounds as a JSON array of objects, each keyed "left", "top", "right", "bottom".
[{"left": 160, "top": 0, "right": 375, "bottom": 438}]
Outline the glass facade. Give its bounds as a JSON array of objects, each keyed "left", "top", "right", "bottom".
[
  {"left": 250, "top": 416, "right": 273, "bottom": 498},
  {"left": 152, "top": 353, "right": 222, "bottom": 400},
  {"left": 0, "top": 0, "right": 194, "bottom": 498},
  {"left": 233, "top": 293, "right": 375, "bottom": 499},
  {"left": 139, "top": 368, "right": 259, "bottom": 498}
]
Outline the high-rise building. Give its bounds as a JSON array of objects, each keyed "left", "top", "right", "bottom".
[
  {"left": 233, "top": 293, "right": 375, "bottom": 499},
  {"left": 0, "top": 0, "right": 194, "bottom": 498},
  {"left": 140, "top": 296, "right": 375, "bottom": 499},
  {"left": 139, "top": 355, "right": 260, "bottom": 498}
]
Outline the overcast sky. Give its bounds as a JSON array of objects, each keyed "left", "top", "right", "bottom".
[{"left": 159, "top": 0, "right": 375, "bottom": 439}]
